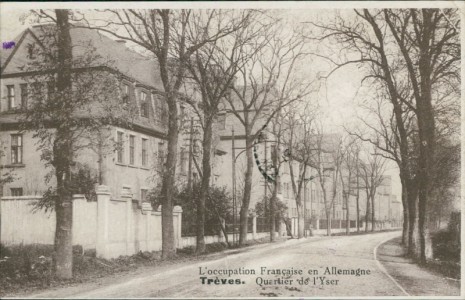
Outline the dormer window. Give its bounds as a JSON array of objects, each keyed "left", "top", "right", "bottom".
[
  {"left": 26, "top": 43, "right": 36, "bottom": 59},
  {"left": 123, "top": 84, "right": 129, "bottom": 104},
  {"left": 140, "top": 91, "right": 149, "bottom": 118}
]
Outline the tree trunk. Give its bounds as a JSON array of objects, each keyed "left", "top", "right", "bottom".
[
  {"left": 270, "top": 183, "right": 277, "bottom": 242},
  {"left": 196, "top": 118, "right": 213, "bottom": 254},
  {"left": 400, "top": 174, "right": 409, "bottom": 245},
  {"left": 416, "top": 16, "right": 435, "bottom": 263},
  {"left": 365, "top": 191, "right": 370, "bottom": 232},
  {"left": 161, "top": 96, "right": 178, "bottom": 259},
  {"left": 406, "top": 179, "right": 418, "bottom": 256},
  {"left": 371, "top": 193, "right": 375, "bottom": 232},
  {"left": 296, "top": 203, "right": 304, "bottom": 238},
  {"left": 53, "top": 9, "right": 73, "bottom": 279},
  {"left": 356, "top": 175, "right": 360, "bottom": 233},
  {"left": 54, "top": 174, "right": 73, "bottom": 279},
  {"left": 239, "top": 137, "right": 254, "bottom": 245},
  {"left": 326, "top": 210, "right": 331, "bottom": 236},
  {"left": 54, "top": 165, "right": 73, "bottom": 279},
  {"left": 345, "top": 196, "right": 350, "bottom": 235}
]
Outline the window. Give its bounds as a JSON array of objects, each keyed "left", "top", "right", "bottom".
[
  {"left": 154, "top": 95, "right": 162, "bottom": 117},
  {"left": 7, "top": 85, "right": 15, "bottom": 110},
  {"left": 11, "top": 134, "right": 22, "bottom": 164},
  {"left": 26, "top": 43, "right": 36, "bottom": 59},
  {"left": 129, "top": 135, "right": 135, "bottom": 165},
  {"left": 116, "top": 131, "right": 124, "bottom": 163},
  {"left": 141, "top": 189, "right": 148, "bottom": 202},
  {"left": 141, "top": 138, "right": 148, "bottom": 167},
  {"left": 10, "top": 188, "right": 23, "bottom": 197},
  {"left": 20, "top": 83, "right": 28, "bottom": 109},
  {"left": 311, "top": 189, "right": 316, "bottom": 203},
  {"left": 123, "top": 84, "right": 130, "bottom": 104},
  {"left": 140, "top": 92, "right": 149, "bottom": 118}
]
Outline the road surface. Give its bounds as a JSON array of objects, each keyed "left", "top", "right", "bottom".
[{"left": 24, "top": 231, "right": 446, "bottom": 298}]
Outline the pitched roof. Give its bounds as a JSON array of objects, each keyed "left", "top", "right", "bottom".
[
  {"left": 1, "top": 31, "right": 27, "bottom": 70},
  {"left": 2, "top": 24, "right": 162, "bottom": 90},
  {"left": 1, "top": 24, "right": 168, "bottom": 138}
]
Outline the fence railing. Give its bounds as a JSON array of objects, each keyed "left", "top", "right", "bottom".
[
  {"left": 256, "top": 217, "right": 270, "bottom": 233},
  {"left": 181, "top": 220, "right": 222, "bottom": 237},
  {"left": 318, "top": 219, "right": 358, "bottom": 230}
]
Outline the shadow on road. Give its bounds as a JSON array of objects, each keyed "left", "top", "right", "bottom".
[{"left": 377, "top": 237, "right": 460, "bottom": 296}]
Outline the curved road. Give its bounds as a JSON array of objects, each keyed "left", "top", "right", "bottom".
[{"left": 28, "top": 231, "right": 414, "bottom": 298}]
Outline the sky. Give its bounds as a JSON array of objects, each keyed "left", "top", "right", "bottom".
[{"left": 4, "top": 3, "right": 460, "bottom": 199}]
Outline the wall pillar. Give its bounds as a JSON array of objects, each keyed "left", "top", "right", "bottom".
[
  {"left": 72, "top": 194, "right": 85, "bottom": 247},
  {"left": 173, "top": 206, "right": 183, "bottom": 248},
  {"left": 121, "top": 189, "right": 133, "bottom": 256},
  {"left": 96, "top": 185, "right": 111, "bottom": 259},
  {"left": 142, "top": 202, "right": 153, "bottom": 252},
  {"left": 219, "top": 218, "right": 225, "bottom": 242},
  {"left": 252, "top": 214, "right": 257, "bottom": 240}
]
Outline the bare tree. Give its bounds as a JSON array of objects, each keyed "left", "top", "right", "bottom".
[
  {"left": 310, "top": 8, "right": 459, "bottom": 260},
  {"left": 308, "top": 124, "right": 344, "bottom": 236},
  {"left": 284, "top": 102, "right": 316, "bottom": 238},
  {"left": 347, "top": 93, "right": 417, "bottom": 245},
  {"left": 359, "top": 149, "right": 387, "bottom": 232},
  {"left": 339, "top": 138, "right": 359, "bottom": 235},
  {"left": 224, "top": 21, "right": 313, "bottom": 244},
  {"left": 383, "top": 8, "right": 460, "bottom": 263},
  {"left": 309, "top": 9, "right": 417, "bottom": 245},
  {"left": 84, "top": 9, "right": 246, "bottom": 258},
  {"left": 182, "top": 10, "right": 262, "bottom": 253}
]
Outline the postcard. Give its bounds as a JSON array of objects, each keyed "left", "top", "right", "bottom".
[{"left": 0, "top": 1, "right": 462, "bottom": 299}]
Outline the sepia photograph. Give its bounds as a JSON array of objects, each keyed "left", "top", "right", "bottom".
[{"left": 0, "top": 1, "right": 462, "bottom": 298}]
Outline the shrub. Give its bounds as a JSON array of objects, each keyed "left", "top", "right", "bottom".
[{"left": 432, "top": 230, "right": 460, "bottom": 262}]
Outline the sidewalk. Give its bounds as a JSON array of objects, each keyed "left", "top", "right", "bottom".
[{"left": 377, "top": 237, "right": 460, "bottom": 296}]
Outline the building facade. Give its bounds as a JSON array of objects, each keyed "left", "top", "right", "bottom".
[{"left": 0, "top": 25, "right": 173, "bottom": 201}]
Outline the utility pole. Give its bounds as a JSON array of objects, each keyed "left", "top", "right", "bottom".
[
  {"left": 270, "top": 144, "right": 278, "bottom": 242},
  {"left": 188, "top": 117, "right": 194, "bottom": 194},
  {"left": 303, "top": 178, "right": 307, "bottom": 237},
  {"left": 231, "top": 128, "right": 236, "bottom": 245},
  {"left": 264, "top": 139, "right": 268, "bottom": 220}
]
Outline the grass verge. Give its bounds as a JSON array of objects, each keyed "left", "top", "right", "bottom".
[{"left": 0, "top": 236, "right": 276, "bottom": 297}]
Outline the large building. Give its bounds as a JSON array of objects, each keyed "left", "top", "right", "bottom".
[{"left": 1, "top": 25, "right": 173, "bottom": 201}]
